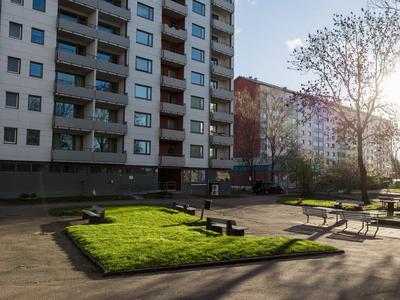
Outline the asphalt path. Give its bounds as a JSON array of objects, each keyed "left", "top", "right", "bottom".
[{"left": 2, "top": 194, "right": 400, "bottom": 299}]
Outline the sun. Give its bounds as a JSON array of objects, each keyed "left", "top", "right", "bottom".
[{"left": 383, "top": 71, "right": 400, "bottom": 106}]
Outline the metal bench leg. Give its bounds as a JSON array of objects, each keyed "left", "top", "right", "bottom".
[
  {"left": 307, "top": 215, "right": 309, "bottom": 223},
  {"left": 357, "top": 222, "right": 364, "bottom": 235},
  {"left": 323, "top": 217, "right": 326, "bottom": 225}
]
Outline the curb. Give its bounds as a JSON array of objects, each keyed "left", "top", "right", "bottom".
[{"left": 65, "top": 230, "right": 344, "bottom": 276}]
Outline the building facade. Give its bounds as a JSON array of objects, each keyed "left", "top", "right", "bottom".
[
  {"left": 233, "top": 76, "right": 392, "bottom": 187},
  {"left": 0, "top": 0, "right": 235, "bottom": 198}
]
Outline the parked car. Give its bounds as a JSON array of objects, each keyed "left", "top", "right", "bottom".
[{"left": 255, "top": 182, "right": 284, "bottom": 195}]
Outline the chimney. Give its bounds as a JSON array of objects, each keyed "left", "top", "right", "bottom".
[
  {"left": 249, "top": 76, "right": 252, "bottom": 79},
  {"left": 254, "top": 78, "right": 257, "bottom": 81}
]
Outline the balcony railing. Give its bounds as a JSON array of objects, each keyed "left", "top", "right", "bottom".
[
  {"left": 162, "top": 0, "right": 188, "bottom": 19},
  {"left": 160, "top": 127, "right": 186, "bottom": 141},
  {"left": 210, "top": 87, "right": 234, "bottom": 101},
  {"left": 212, "top": 0, "right": 234, "bottom": 14},
  {"left": 209, "top": 157, "right": 234, "bottom": 169},
  {"left": 55, "top": 47, "right": 96, "bottom": 69},
  {"left": 162, "top": 22, "right": 187, "bottom": 43},
  {"left": 161, "top": 74, "right": 187, "bottom": 91},
  {"left": 210, "top": 63, "right": 234, "bottom": 79},
  {"left": 210, "top": 110, "right": 234, "bottom": 123},
  {"left": 159, "top": 153, "right": 185, "bottom": 166},
  {"left": 54, "top": 80, "right": 96, "bottom": 99},
  {"left": 211, "top": 40, "right": 234, "bottom": 57},
  {"left": 160, "top": 101, "right": 186, "bottom": 116},
  {"left": 210, "top": 133, "right": 234, "bottom": 145},
  {"left": 161, "top": 48, "right": 187, "bottom": 67},
  {"left": 211, "top": 18, "right": 234, "bottom": 36}
]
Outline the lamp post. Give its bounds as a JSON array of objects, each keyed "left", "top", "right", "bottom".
[{"left": 286, "top": 162, "right": 289, "bottom": 195}]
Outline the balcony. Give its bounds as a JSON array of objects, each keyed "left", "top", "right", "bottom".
[
  {"left": 162, "top": 0, "right": 188, "bottom": 19},
  {"left": 211, "top": 41, "right": 234, "bottom": 58},
  {"left": 210, "top": 157, "right": 234, "bottom": 169},
  {"left": 55, "top": 48, "right": 96, "bottom": 69},
  {"left": 97, "top": 30, "right": 130, "bottom": 49},
  {"left": 210, "top": 110, "right": 233, "bottom": 123},
  {"left": 210, "top": 87, "right": 233, "bottom": 102},
  {"left": 95, "top": 89, "right": 128, "bottom": 105},
  {"left": 93, "top": 119, "right": 127, "bottom": 134},
  {"left": 212, "top": 18, "right": 234, "bottom": 37},
  {"left": 96, "top": 59, "right": 129, "bottom": 77},
  {"left": 159, "top": 154, "right": 185, "bottom": 167},
  {"left": 93, "top": 150, "right": 127, "bottom": 163},
  {"left": 57, "top": 17, "right": 96, "bottom": 40},
  {"left": 161, "top": 49, "right": 187, "bottom": 67},
  {"left": 161, "top": 75, "right": 186, "bottom": 92},
  {"left": 212, "top": 0, "right": 234, "bottom": 15},
  {"left": 160, "top": 127, "right": 185, "bottom": 141},
  {"left": 211, "top": 64, "right": 234, "bottom": 80},
  {"left": 210, "top": 133, "right": 233, "bottom": 146},
  {"left": 59, "top": 0, "right": 97, "bottom": 9},
  {"left": 162, "top": 23, "right": 187, "bottom": 43},
  {"left": 53, "top": 116, "right": 93, "bottom": 131},
  {"left": 160, "top": 101, "right": 186, "bottom": 116},
  {"left": 54, "top": 81, "right": 95, "bottom": 100},
  {"left": 52, "top": 148, "right": 93, "bottom": 162},
  {"left": 98, "top": 0, "right": 131, "bottom": 21}
]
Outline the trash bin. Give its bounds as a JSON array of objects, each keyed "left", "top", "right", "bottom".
[{"left": 204, "top": 199, "right": 212, "bottom": 210}]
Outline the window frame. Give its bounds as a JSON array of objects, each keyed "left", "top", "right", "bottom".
[
  {"left": 134, "top": 112, "right": 151, "bottom": 127},
  {"left": 5, "top": 92, "right": 19, "bottom": 109},
  {"left": 9, "top": 22, "right": 22, "bottom": 39},
  {"left": 32, "top": 0, "right": 45, "bottom": 11},
  {"left": 191, "top": 71, "right": 204, "bottom": 86},
  {"left": 191, "top": 96, "right": 204, "bottom": 110},
  {"left": 4, "top": 127, "right": 17, "bottom": 144},
  {"left": 190, "top": 120, "right": 204, "bottom": 134},
  {"left": 135, "top": 56, "right": 152, "bottom": 73},
  {"left": 7, "top": 57, "right": 20, "bottom": 74},
  {"left": 28, "top": 95, "right": 42, "bottom": 111},
  {"left": 134, "top": 140, "right": 151, "bottom": 155},
  {"left": 31, "top": 28, "right": 44, "bottom": 44},
  {"left": 135, "top": 84, "right": 152, "bottom": 100},
  {"left": 11, "top": 0, "right": 23, "bottom": 5},
  {"left": 26, "top": 129, "right": 40, "bottom": 146},
  {"left": 136, "top": 29, "right": 153, "bottom": 47},
  {"left": 137, "top": 3, "right": 153, "bottom": 21},
  {"left": 192, "top": 24, "right": 205, "bottom": 39},
  {"left": 193, "top": 0, "right": 205, "bottom": 16},
  {"left": 29, "top": 61, "right": 43, "bottom": 78},
  {"left": 190, "top": 145, "right": 204, "bottom": 158},
  {"left": 191, "top": 48, "right": 204, "bottom": 62}
]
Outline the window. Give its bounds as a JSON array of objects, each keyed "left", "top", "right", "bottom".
[
  {"left": 53, "top": 133, "right": 83, "bottom": 150},
  {"left": 167, "top": 118, "right": 176, "bottom": 129},
  {"left": 56, "top": 71, "right": 85, "bottom": 86},
  {"left": 193, "top": 0, "right": 205, "bottom": 15},
  {"left": 17, "top": 164, "right": 31, "bottom": 172},
  {"left": 307, "top": 140, "right": 311, "bottom": 145},
  {"left": 300, "top": 130, "right": 304, "bottom": 135},
  {"left": 4, "top": 128, "right": 17, "bottom": 144},
  {"left": 134, "top": 112, "right": 151, "bottom": 127},
  {"left": 27, "top": 129, "right": 40, "bottom": 145},
  {"left": 332, "top": 152, "right": 335, "bottom": 157},
  {"left": 210, "top": 80, "right": 218, "bottom": 89},
  {"left": 1, "top": 163, "right": 15, "bottom": 172},
  {"left": 9, "top": 23, "right": 22, "bottom": 39},
  {"left": 96, "top": 79, "right": 118, "bottom": 93},
  {"left": 211, "top": 58, "right": 218, "bottom": 65},
  {"left": 11, "top": 0, "right": 23, "bottom": 5},
  {"left": 98, "top": 22, "right": 120, "bottom": 35},
  {"left": 190, "top": 145, "right": 203, "bottom": 158},
  {"left": 136, "top": 29, "right": 153, "bottom": 47},
  {"left": 30, "top": 62, "right": 43, "bottom": 78},
  {"left": 6, "top": 92, "right": 18, "bottom": 108},
  {"left": 94, "top": 136, "right": 117, "bottom": 152},
  {"left": 33, "top": 0, "right": 45, "bottom": 11},
  {"left": 191, "top": 96, "right": 204, "bottom": 110},
  {"left": 191, "top": 120, "right": 204, "bottom": 134},
  {"left": 135, "top": 84, "right": 151, "bottom": 100},
  {"left": 59, "top": 10, "right": 87, "bottom": 24},
  {"left": 332, "top": 144, "right": 335, "bottom": 148},
  {"left": 308, "top": 122, "right": 311, "bottom": 127},
  {"left": 192, "top": 48, "right": 204, "bottom": 62},
  {"left": 31, "top": 28, "right": 44, "bottom": 44},
  {"left": 95, "top": 107, "right": 117, "bottom": 122},
  {"left": 7, "top": 57, "right": 20, "bottom": 73},
  {"left": 134, "top": 140, "right": 150, "bottom": 154},
  {"left": 326, "top": 152, "right": 330, "bottom": 156},
  {"left": 192, "top": 24, "right": 205, "bottom": 39},
  {"left": 210, "top": 147, "right": 217, "bottom": 159},
  {"left": 137, "top": 3, "right": 153, "bottom": 20},
  {"left": 326, "top": 143, "right": 329, "bottom": 148},
  {"left": 191, "top": 72, "right": 204, "bottom": 86},
  {"left": 307, "top": 131, "right": 311, "bottom": 136},
  {"left": 136, "top": 57, "right": 152, "bottom": 73},
  {"left": 97, "top": 51, "right": 119, "bottom": 64},
  {"left": 301, "top": 139, "right": 304, "bottom": 144}
]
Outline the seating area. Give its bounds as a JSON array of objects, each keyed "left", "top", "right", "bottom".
[
  {"left": 334, "top": 200, "right": 364, "bottom": 211},
  {"left": 206, "top": 217, "right": 249, "bottom": 236},
  {"left": 172, "top": 201, "right": 196, "bottom": 216},
  {"left": 302, "top": 207, "right": 330, "bottom": 225},
  {"left": 82, "top": 205, "right": 105, "bottom": 224},
  {"left": 339, "top": 211, "right": 378, "bottom": 236}
]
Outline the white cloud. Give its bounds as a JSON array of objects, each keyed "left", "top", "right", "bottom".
[
  {"left": 235, "top": 0, "right": 257, "bottom": 6},
  {"left": 235, "top": 28, "right": 243, "bottom": 36},
  {"left": 286, "top": 38, "right": 303, "bottom": 52}
]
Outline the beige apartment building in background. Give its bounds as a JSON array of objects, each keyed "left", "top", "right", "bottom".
[{"left": 0, "top": 0, "right": 235, "bottom": 197}]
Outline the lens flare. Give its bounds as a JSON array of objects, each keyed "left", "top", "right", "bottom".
[{"left": 92, "top": 190, "right": 97, "bottom": 196}]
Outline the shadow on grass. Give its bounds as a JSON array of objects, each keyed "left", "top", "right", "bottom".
[{"left": 188, "top": 227, "right": 221, "bottom": 237}]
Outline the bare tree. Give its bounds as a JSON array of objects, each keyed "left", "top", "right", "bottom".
[
  {"left": 290, "top": 9, "right": 400, "bottom": 204},
  {"left": 369, "top": 0, "right": 400, "bottom": 10},
  {"left": 260, "top": 86, "right": 300, "bottom": 182},
  {"left": 234, "top": 87, "right": 261, "bottom": 187}
]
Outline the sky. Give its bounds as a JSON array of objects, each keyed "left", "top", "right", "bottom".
[{"left": 233, "top": 0, "right": 380, "bottom": 92}]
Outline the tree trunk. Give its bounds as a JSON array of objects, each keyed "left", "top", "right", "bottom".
[{"left": 358, "top": 134, "right": 370, "bottom": 205}]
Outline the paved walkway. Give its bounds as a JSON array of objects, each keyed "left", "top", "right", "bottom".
[{"left": 2, "top": 194, "right": 400, "bottom": 299}]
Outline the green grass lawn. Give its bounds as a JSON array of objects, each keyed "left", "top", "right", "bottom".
[
  {"left": 50, "top": 205, "right": 337, "bottom": 272},
  {"left": 277, "top": 196, "right": 381, "bottom": 210},
  {"left": 0, "top": 195, "right": 132, "bottom": 204}
]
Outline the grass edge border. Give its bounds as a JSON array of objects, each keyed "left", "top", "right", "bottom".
[{"left": 65, "top": 230, "right": 344, "bottom": 276}]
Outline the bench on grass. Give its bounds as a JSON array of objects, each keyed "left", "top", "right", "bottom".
[
  {"left": 339, "top": 211, "right": 378, "bottom": 236},
  {"left": 172, "top": 201, "right": 196, "bottom": 216},
  {"left": 82, "top": 205, "right": 105, "bottom": 224},
  {"left": 206, "top": 217, "right": 249, "bottom": 236},
  {"left": 378, "top": 196, "right": 393, "bottom": 208},
  {"left": 302, "top": 207, "right": 330, "bottom": 225},
  {"left": 334, "top": 200, "right": 364, "bottom": 211}
]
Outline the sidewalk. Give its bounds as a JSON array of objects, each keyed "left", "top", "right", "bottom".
[{"left": 2, "top": 194, "right": 400, "bottom": 299}]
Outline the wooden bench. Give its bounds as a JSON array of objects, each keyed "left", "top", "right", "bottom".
[
  {"left": 302, "top": 207, "right": 329, "bottom": 225},
  {"left": 172, "top": 201, "right": 196, "bottom": 216},
  {"left": 206, "top": 217, "right": 249, "bottom": 236},
  {"left": 334, "top": 200, "right": 364, "bottom": 211},
  {"left": 82, "top": 205, "right": 105, "bottom": 224},
  {"left": 379, "top": 196, "right": 393, "bottom": 208},
  {"left": 339, "top": 211, "right": 378, "bottom": 236}
]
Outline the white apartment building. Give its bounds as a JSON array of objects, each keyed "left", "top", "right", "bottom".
[
  {"left": 234, "top": 76, "right": 392, "bottom": 183},
  {"left": 0, "top": 0, "right": 235, "bottom": 197}
]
